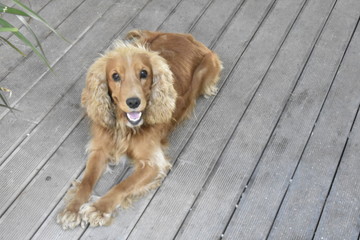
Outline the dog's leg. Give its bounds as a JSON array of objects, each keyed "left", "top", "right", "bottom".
[
  {"left": 175, "top": 52, "right": 223, "bottom": 123},
  {"left": 57, "top": 150, "right": 108, "bottom": 229},
  {"left": 80, "top": 147, "right": 170, "bottom": 227},
  {"left": 194, "top": 52, "right": 223, "bottom": 98}
]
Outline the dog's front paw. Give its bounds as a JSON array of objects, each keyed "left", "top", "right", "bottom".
[
  {"left": 79, "top": 203, "right": 113, "bottom": 227},
  {"left": 57, "top": 208, "right": 81, "bottom": 230}
]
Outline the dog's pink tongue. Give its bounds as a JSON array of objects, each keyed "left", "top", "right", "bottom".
[{"left": 127, "top": 111, "right": 141, "bottom": 121}]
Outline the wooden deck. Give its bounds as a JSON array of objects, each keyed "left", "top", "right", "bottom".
[{"left": 0, "top": 0, "right": 359, "bottom": 239}]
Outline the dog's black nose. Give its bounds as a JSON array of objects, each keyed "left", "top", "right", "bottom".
[{"left": 126, "top": 97, "right": 141, "bottom": 109}]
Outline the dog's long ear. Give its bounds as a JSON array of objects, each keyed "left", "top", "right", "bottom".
[
  {"left": 145, "top": 54, "right": 177, "bottom": 125},
  {"left": 81, "top": 57, "right": 115, "bottom": 128}
]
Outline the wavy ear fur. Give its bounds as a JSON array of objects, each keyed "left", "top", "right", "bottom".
[
  {"left": 81, "top": 57, "right": 115, "bottom": 128},
  {"left": 145, "top": 54, "right": 177, "bottom": 125}
]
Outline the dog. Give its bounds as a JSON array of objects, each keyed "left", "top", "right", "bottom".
[{"left": 57, "top": 30, "right": 222, "bottom": 229}]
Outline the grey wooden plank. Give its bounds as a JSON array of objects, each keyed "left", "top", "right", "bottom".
[
  {"left": 118, "top": 0, "right": 183, "bottom": 38},
  {"left": 0, "top": 119, "right": 89, "bottom": 240},
  {"left": 0, "top": 115, "right": 34, "bottom": 162},
  {"left": 0, "top": 0, "right": 83, "bottom": 78},
  {"left": 0, "top": 79, "right": 84, "bottom": 216},
  {"left": 126, "top": 0, "right": 309, "bottom": 238},
  {"left": 175, "top": 0, "right": 338, "bottom": 238},
  {"left": 158, "top": 0, "right": 212, "bottom": 33},
  {"left": 222, "top": 0, "right": 360, "bottom": 239},
  {"left": 189, "top": 0, "right": 245, "bottom": 47},
  {"left": 314, "top": 112, "right": 360, "bottom": 239},
  {"left": 0, "top": 0, "right": 116, "bottom": 162},
  {"left": 268, "top": 17, "right": 360, "bottom": 240}
]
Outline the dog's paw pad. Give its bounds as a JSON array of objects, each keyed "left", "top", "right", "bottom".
[
  {"left": 79, "top": 203, "right": 112, "bottom": 227},
  {"left": 57, "top": 209, "right": 81, "bottom": 230}
]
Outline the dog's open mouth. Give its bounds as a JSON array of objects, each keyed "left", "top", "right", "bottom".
[{"left": 126, "top": 111, "right": 142, "bottom": 126}]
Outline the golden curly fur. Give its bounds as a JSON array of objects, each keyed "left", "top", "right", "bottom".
[{"left": 57, "top": 30, "right": 222, "bottom": 229}]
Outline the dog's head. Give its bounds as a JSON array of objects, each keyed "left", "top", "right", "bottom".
[{"left": 81, "top": 41, "right": 177, "bottom": 129}]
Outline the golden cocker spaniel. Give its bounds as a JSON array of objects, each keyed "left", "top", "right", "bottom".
[{"left": 57, "top": 30, "right": 222, "bottom": 229}]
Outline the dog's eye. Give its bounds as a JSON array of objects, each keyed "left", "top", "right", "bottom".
[
  {"left": 112, "top": 73, "right": 121, "bottom": 82},
  {"left": 140, "top": 70, "right": 148, "bottom": 79}
]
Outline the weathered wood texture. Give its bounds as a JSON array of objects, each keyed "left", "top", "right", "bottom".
[
  {"left": 0, "top": 0, "right": 359, "bottom": 239},
  {"left": 223, "top": 0, "right": 360, "bottom": 239},
  {"left": 312, "top": 26, "right": 360, "bottom": 240}
]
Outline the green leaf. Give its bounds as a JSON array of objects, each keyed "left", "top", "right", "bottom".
[
  {"left": 17, "top": 15, "right": 47, "bottom": 59},
  {"left": 0, "top": 91, "right": 11, "bottom": 109},
  {"left": 0, "top": 18, "right": 52, "bottom": 70},
  {"left": 0, "top": 36, "right": 26, "bottom": 56},
  {"left": 0, "top": 27, "right": 18, "bottom": 32},
  {"left": 12, "top": 0, "right": 69, "bottom": 43},
  {"left": 0, "top": 4, "right": 29, "bottom": 16}
]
